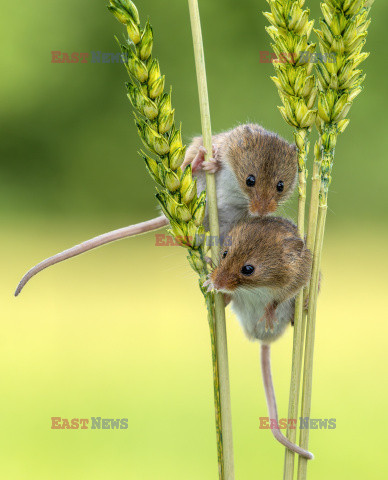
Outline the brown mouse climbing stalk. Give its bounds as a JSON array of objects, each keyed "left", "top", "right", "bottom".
[{"left": 208, "top": 216, "right": 315, "bottom": 460}]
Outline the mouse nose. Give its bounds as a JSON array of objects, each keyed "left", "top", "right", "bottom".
[
  {"left": 211, "top": 275, "right": 224, "bottom": 291},
  {"left": 211, "top": 271, "right": 237, "bottom": 292},
  {"left": 249, "top": 198, "right": 277, "bottom": 216}
]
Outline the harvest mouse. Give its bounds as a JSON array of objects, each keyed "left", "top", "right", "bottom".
[
  {"left": 182, "top": 123, "right": 297, "bottom": 238},
  {"left": 15, "top": 123, "right": 297, "bottom": 295},
  {"left": 206, "top": 216, "right": 314, "bottom": 459}
]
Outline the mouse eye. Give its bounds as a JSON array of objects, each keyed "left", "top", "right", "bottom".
[
  {"left": 241, "top": 264, "right": 255, "bottom": 276},
  {"left": 277, "top": 181, "right": 284, "bottom": 192},
  {"left": 246, "top": 175, "right": 256, "bottom": 187},
  {"left": 222, "top": 250, "right": 228, "bottom": 259}
]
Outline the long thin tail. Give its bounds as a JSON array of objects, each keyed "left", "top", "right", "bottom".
[
  {"left": 15, "top": 215, "right": 168, "bottom": 297},
  {"left": 260, "top": 344, "right": 314, "bottom": 460}
]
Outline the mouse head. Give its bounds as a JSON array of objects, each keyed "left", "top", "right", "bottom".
[
  {"left": 210, "top": 217, "right": 310, "bottom": 294},
  {"left": 225, "top": 124, "right": 298, "bottom": 216}
]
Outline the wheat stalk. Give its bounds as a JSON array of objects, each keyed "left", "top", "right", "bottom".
[
  {"left": 263, "top": 2, "right": 317, "bottom": 477},
  {"left": 108, "top": 1, "right": 233, "bottom": 477},
  {"left": 187, "top": 1, "right": 235, "bottom": 478},
  {"left": 297, "top": 1, "right": 373, "bottom": 479},
  {"left": 265, "top": 1, "right": 373, "bottom": 477}
]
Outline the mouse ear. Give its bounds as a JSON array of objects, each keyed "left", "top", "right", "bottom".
[{"left": 283, "top": 236, "right": 305, "bottom": 258}]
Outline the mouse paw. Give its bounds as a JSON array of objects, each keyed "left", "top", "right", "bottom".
[
  {"left": 202, "top": 157, "right": 221, "bottom": 174},
  {"left": 191, "top": 145, "right": 220, "bottom": 174},
  {"left": 191, "top": 146, "right": 206, "bottom": 173},
  {"left": 259, "top": 301, "right": 279, "bottom": 332},
  {"left": 202, "top": 274, "right": 215, "bottom": 293}
]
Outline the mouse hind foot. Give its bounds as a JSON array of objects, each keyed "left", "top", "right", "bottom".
[{"left": 259, "top": 301, "right": 279, "bottom": 332}]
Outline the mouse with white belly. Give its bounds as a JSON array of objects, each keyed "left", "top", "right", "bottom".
[
  {"left": 15, "top": 123, "right": 297, "bottom": 295},
  {"left": 206, "top": 216, "right": 314, "bottom": 459},
  {"left": 183, "top": 123, "right": 298, "bottom": 237}
]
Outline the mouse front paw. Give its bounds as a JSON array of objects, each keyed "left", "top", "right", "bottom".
[
  {"left": 191, "top": 145, "right": 221, "bottom": 174},
  {"left": 202, "top": 157, "right": 221, "bottom": 174}
]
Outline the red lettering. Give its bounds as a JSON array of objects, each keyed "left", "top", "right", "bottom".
[
  {"left": 260, "top": 51, "right": 270, "bottom": 64},
  {"left": 278, "top": 418, "right": 287, "bottom": 429},
  {"left": 174, "top": 236, "right": 184, "bottom": 246},
  {"left": 51, "top": 51, "right": 61, "bottom": 63},
  {"left": 51, "top": 417, "right": 61, "bottom": 429},
  {"left": 288, "top": 418, "right": 297, "bottom": 429},
  {"left": 79, "top": 418, "right": 89, "bottom": 429},
  {"left": 79, "top": 52, "right": 89, "bottom": 63},
  {"left": 259, "top": 417, "right": 270, "bottom": 429},
  {"left": 165, "top": 235, "right": 175, "bottom": 246},
  {"left": 270, "top": 418, "right": 279, "bottom": 430},
  {"left": 155, "top": 234, "right": 166, "bottom": 246},
  {"left": 61, "top": 53, "right": 71, "bottom": 64},
  {"left": 71, "top": 418, "right": 79, "bottom": 429},
  {"left": 61, "top": 418, "right": 71, "bottom": 429}
]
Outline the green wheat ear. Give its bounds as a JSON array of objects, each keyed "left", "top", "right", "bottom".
[
  {"left": 107, "top": 2, "right": 230, "bottom": 477},
  {"left": 314, "top": 0, "right": 373, "bottom": 194},
  {"left": 264, "top": 0, "right": 318, "bottom": 153},
  {"left": 298, "top": 2, "right": 373, "bottom": 479},
  {"left": 263, "top": 4, "right": 318, "bottom": 476},
  {"left": 107, "top": 0, "right": 210, "bottom": 280},
  {"left": 263, "top": 0, "right": 318, "bottom": 238}
]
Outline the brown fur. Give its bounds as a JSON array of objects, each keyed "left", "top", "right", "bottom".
[
  {"left": 211, "top": 216, "right": 312, "bottom": 304},
  {"left": 224, "top": 124, "right": 297, "bottom": 215},
  {"left": 184, "top": 124, "right": 298, "bottom": 216}
]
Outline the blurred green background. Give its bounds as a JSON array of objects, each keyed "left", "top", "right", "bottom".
[{"left": 1, "top": 1, "right": 387, "bottom": 479}]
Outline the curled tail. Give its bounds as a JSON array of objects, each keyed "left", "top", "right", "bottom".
[
  {"left": 15, "top": 215, "right": 168, "bottom": 297},
  {"left": 260, "top": 344, "right": 314, "bottom": 460}
]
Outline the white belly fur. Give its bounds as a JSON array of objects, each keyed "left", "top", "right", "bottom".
[{"left": 231, "top": 287, "right": 294, "bottom": 344}]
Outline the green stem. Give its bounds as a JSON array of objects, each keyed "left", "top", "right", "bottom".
[
  {"left": 297, "top": 176, "right": 307, "bottom": 236},
  {"left": 305, "top": 145, "right": 322, "bottom": 252},
  {"left": 298, "top": 136, "right": 333, "bottom": 478},
  {"left": 205, "top": 293, "right": 224, "bottom": 479},
  {"left": 297, "top": 191, "right": 328, "bottom": 480},
  {"left": 188, "top": 1, "right": 234, "bottom": 479},
  {"left": 283, "top": 129, "right": 308, "bottom": 480},
  {"left": 283, "top": 290, "right": 305, "bottom": 479}
]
